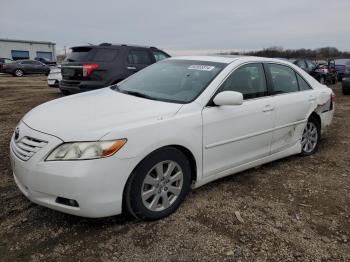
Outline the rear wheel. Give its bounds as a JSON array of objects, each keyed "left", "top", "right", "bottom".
[
  {"left": 343, "top": 86, "right": 350, "bottom": 95},
  {"left": 332, "top": 75, "right": 337, "bottom": 85},
  {"left": 124, "top": 147, "right": 191, "bottom": 221},
  {"left": 14, "top": 69, "right": 24, "bottom": 77},
  {"left": 301, "top": 115, "right": 321, "bottom": 156}
]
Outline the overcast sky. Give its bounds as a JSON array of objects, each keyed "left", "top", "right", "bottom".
[{"left": 1, "top": 0, "right": 349, "bottom": 55}]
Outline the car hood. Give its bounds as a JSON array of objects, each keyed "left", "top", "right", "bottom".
[{"left": 22, "top": 88, "right": 183, "bottom": 141}]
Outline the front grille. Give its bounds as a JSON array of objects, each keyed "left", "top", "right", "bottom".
[{"left": 11, "top": 136, "right": 48, "bottom": 161}]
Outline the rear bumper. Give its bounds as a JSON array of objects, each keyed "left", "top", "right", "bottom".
[{"left": 59, "top": 80, "right": 107, "bottom": 93}]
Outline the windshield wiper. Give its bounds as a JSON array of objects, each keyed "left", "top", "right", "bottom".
[
  {"left": 111, "top": 84, "right": 120, "bottom": 91},
  {"left": 120, "top": 90, "right": 158, "bottom": 100}
]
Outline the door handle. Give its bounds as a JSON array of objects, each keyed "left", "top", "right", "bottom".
[
  {"left": 127, "top": 66, "right": 137, "bottom": 70},
  {"left": 262, "top": 105, "right": 274, "bottom": 112}
]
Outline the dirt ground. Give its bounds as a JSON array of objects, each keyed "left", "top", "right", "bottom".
[{"left": 0, "top": 74, "right": 349, "bottom": 262}]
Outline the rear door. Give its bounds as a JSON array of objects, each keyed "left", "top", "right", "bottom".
[
  {"left": 266, "top": 63, "right": 315, "bottom": 154},
  {"left": 125, "top": 49, "right": 154, "bottom": 76}
]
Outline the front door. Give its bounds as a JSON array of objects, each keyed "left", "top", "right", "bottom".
[{"left": 202, "top": 63, "right": 274, "bottom": 177}]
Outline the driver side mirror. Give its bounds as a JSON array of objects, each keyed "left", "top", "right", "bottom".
[{"left": 213, "top": 91, "right": 243, "bottom": 106}]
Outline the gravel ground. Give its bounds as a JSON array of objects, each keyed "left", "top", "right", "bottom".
[{"left": 0, "top": 75, "right": 349, "bottom": 262}]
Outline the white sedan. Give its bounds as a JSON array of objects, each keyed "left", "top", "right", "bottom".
[
  {"left": 47, "top": 66, "right": 62, "bottom": 87},
  {"left": 10, "top": 56, "right": 334, "bottom": 220}
]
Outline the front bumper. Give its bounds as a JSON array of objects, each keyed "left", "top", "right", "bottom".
[
  {"left": 47, "top": 79, "right": 59, "bottom": 87},
  {"left": 10, "top": 122, "right": 139, "bottom": 218}
]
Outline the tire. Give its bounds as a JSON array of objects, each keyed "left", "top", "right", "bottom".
[
  {"left": 14, "top": 69, "right": 24, "bottom": 77},
  {"left": 124, "top": 147, "right": 191, "bottom": 221},
  {"left": 60, "top": 89, "right": 71, "bottom": 96},
  {"left": 300, "top": 115, "right": 321, "bottom": 156},
  {"left": 319, "top": 76, "right": 325, "bottom": 85},
  {"left": 343, "top": 86, "right": 350, "bottom": 95},
  {"left": 332, "top": 75, "right": 337, "bottom": 85}
]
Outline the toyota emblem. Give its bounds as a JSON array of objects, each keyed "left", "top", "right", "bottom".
[{"left": 14, "top": 127, "right": 20, "bottom": 141}]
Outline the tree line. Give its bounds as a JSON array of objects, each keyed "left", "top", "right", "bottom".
[{"left": 223, "top": 47, "right": 350, "bottom": 60}]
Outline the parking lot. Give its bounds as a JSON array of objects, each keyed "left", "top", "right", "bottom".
[{"left": 0, "top": 74, "right": 349, "bottom": 261}]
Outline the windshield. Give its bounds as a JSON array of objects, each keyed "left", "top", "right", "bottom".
[{"left": 113, "top": 59, "right": 226, "bottom": 103}]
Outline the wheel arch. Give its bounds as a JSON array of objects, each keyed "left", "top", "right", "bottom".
[
  {"left": 309, "top": 111, "right": 321, "bottom": 127},
  {"left": 126, "top": 144, "right": 198, "bottom": 184},
  {"left": 121, "top": 144, "right": 198, "bottom": 213}
]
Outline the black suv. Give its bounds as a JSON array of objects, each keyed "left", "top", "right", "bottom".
[{"left": 60, "top": 43, "right": 170, "bottom": 95}]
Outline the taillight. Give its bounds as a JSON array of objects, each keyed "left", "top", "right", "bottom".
[
  {"left": 82, "top": 64, "right": 99, "bottom": 77},
  {"left": 331, "top": 93, "right": 336, "bottom": 102}
]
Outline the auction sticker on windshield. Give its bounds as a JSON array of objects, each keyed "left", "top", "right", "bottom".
[{"left": 188, "top": 65, "right": 215, "bottom": 71}]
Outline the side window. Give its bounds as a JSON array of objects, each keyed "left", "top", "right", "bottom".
[
  {"left": 152, "top": 51, "right": 169, "bottom": 62},
  {"left": 306, "top": 60, "right": 316, "bottom": 71},
  {"left": 267, "top": 64, "right": 299, "bottom": 94},
  {"left": 93, "top": 49, "right": 119, "bottom": 62},
  {"left": 221, "top": 63, "right": 268, "bottom": 100},
  {"left": 127, "top": 50, "right": 152, "bottom": 65},
  {"left": 21, "top": 61, "right": 32, "bottom": 65},
  {"left": 296, "top": 60, "right": 307, "bottom": 70},
  {"left": 297, "top": 74, "right": 312, "bottom": 91}
]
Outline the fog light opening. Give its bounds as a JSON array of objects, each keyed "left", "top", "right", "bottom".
[{"left": 56, "top": 197, "right": 79, "bottom": 207}]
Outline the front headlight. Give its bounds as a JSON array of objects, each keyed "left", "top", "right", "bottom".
[{"left": 46, "top": 139, "right": 127, "bottom": 161}]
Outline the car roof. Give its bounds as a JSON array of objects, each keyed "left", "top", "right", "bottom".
[
  {"left": 169, "top": 55, "right": 295, "bottom": 65},
  {"left": 71, "top": 44, "right": 160, "bottom": 50},
  {"left": 169, "top": 55, "right": 243, "bottom": 64}
]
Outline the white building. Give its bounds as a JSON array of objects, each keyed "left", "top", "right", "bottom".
[{"left": 0, "top": 38, "right": 56, "bottom": 61}]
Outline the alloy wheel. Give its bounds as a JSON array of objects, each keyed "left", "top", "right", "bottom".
[
  {"left": 301, "top": 122, "right": 318, "bottom": 153},
  {"left": 15, "top": 69, "right": 23, "bottom": 77},
  {"left": 141, "top": 160, "right": 183, "bottom": 212}
]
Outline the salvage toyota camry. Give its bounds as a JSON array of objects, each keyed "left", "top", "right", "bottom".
[{"left": 10, "top": 56, "right": 335, "bottom": 220}]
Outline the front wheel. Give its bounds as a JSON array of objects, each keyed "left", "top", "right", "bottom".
[
  {"left": 301, "top": 115, "right": 321, "bottom": 156},
  {"left": 14, "top": 69, "right": 24, "bottom": 77},
  {"left": 124, "top": 147, "right": 191, "bottom": 221}
]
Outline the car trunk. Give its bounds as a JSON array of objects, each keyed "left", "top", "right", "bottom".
[
  {"left": 61, "top": 47, "right": 93, "bottom": 80},
  {"left": 61, "top": 46, "right": 119, "bottom": 81}
]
